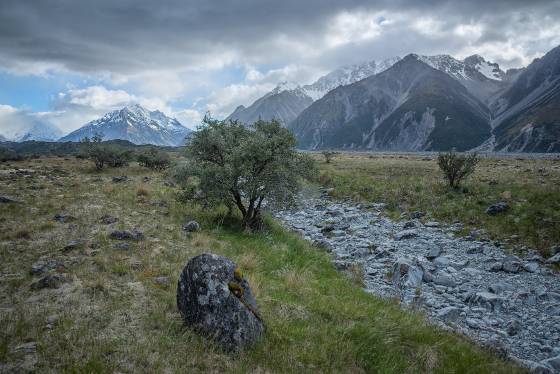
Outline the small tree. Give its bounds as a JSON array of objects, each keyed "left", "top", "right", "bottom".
[
  {"left": 179, "top": 117, "right": 315, "bottom": 231},
  {"left": 81, "top": 133, "right": 131, "bottom": 170},
  {"left": 437, "top": 149, "right": 479, "bottom": 189},
  {"left": 137, "top": 148, "right": 171, "bottom": 171},
  {"left": 321, "top": 150, "right": 338, "bottom": 164}
]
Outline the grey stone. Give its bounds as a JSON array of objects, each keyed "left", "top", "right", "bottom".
[
  {"left": 466, "top": 245, "right": 483, "bottom": 254},
  {"left": 31, "top": 274, "right": 66, "bottom": 290},
  {"left": 410, "top": 211, "right": 426, "bottom": 219},
  {"left": 523, "top": 262, "right": 540, "bottom": 273},
  {"left": 426, "top": 248, "right": 441, "bottom": 260},
  {"left": 541, "top": 355, "right": 560, "bottom": 371},
  {"left": 437, "top": 306, "right": 462, "bottom": 322},
  {"left": 109, "top": 230, "right": 144, "bottom": 241},
  {"left": 112, "top": 176, "right": 128, "bottom": 183},
  {"left": 0, "top": 195, "right": 21, "bottom": 203},
  {"left": 502, "top": 256, "right": 521, "bottom": 273},
  {"left": 432, "top": 256, "right": 451, "bottom": 268},
  {"left": 177, "top": 253, "right": 264, "bottom": 352},
  {"left": 53, "top": 213, "right": 76, "bottom": 223},
  {"left": 154, "top": 276, "right": 171, "bottom": 287},
  {"left": 100, "top": 214, "right": 118, "bottom": 224},
  {"left": 465, "top": 292, "right": 502, "bottom": 310},
  {"left": 546, "top": 253, "right": 560, "bottom": 264},
  {"left": 507, "top": 320, "right": 522, "bottom": 336},
  {"left": 424, "top": 221, "right": 440, "bottom": 228},
  {"left": 182, "top": 220, "right": 201, "bottom": 233},
  {"left": 485, "top": 201, "right": 509, "bottom": 215},
  {"left": 113, "top": 242, "right": 130, "bottom": 250},
  {"left": 30, "top": 259, "right": 64, "bottom": 275},
  {"left": 433, "top": 275, "right": 457, "bottom": 288},
  {"left": 395, "top": 229, "right": 418, "bottom": 240}
]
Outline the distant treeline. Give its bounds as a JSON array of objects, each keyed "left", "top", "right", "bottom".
[{"left": 0, "top": 140, "right": 182, "bottom": 160}]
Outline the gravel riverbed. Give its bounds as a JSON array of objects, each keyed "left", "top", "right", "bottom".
[{"left": 275, "top": 192, "right": 560, "bottom": 373}]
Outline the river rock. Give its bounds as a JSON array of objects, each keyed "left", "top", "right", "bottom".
[{"left": 176, "top": 253, "right": 264, "bottom": 352}]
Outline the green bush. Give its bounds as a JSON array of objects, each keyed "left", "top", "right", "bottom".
[
  {"left": 137, "top": 148, "right": 171, "bottom": 171},
  {"left": 81, "top": 134, "right": 132, "bottom": 170},
  {"left": 437, "top": 149, "right": 479, "bottom": 189},
  {"left": 0, "top": 147, "right": 24, "bottom": 162},
  {"left": 178, "top": 117, "right": 316, "bottom": 231}
]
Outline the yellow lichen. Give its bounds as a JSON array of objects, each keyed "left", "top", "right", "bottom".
[
  {"left": 233, "top": 267, "right": 243, "bottom": 282},
  {"left": 228, "top": 281, "right": 244, "bottom": 298}
]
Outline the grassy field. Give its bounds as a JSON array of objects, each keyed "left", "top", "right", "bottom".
[
  {"left": 316, "top": 152, "right": 560, "bottom": 256},
  {"left": 0, "top": 156, "right": 522, "bottom": 373}
]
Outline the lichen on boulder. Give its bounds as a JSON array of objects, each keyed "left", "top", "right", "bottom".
[{"left": 176, "top": 253, "right": 264, "bottom": 352}]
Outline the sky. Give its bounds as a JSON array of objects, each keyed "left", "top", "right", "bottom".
[{"left": 0, "top": 0, "right": 559, "bottom": 138}]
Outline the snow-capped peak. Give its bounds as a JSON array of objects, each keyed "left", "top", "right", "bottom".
[{"left": 463, "top": 54, "right": 505, "bottom": 81}]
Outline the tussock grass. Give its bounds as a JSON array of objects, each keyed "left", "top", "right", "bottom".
[
  {"left": 0, "top": 157, "right": 522, "bottom": 373},
  {"left": 316, "top": 153, "right": 560, "bottom": 255}
]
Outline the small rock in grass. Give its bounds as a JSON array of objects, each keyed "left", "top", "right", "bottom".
[
  {"left": 182, "top": 220, "right": 200, "bottom": 233},
  {"left": 113, "top": 242, "right": 130, "bottom": 250},
  {"left": 410, "top": 211, "right": 426, "bottom": 219},
  {"left": 109, "top": 230, "right": 144, "bottom": 241},
  {"left": 30, "top": 259, "right": 64, "bottom": 275},
  {"left": 31, "top": 274, "right": 66, "bottom": 290},
  {"left": 53, "top": 213, "right": 76, "bottom": 223},
  {"left": 99, "top": 214, "right": 118, "bottom": 224},
  {"left": 154, "top": 276, "right": 170, "bottom": 287},
  {"left": 112, "top": 176, "right": 128, "bottom": 183},
  {"left": 485, "top": 202, "right": 509, "bottom": 215},
  {"left": 0, "top": 195, "right": 21, "bottom": 203}
]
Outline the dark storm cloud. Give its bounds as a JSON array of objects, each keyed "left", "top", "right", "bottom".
[{"left": 1, "top": 0, "right": 559, "bottom": 75}]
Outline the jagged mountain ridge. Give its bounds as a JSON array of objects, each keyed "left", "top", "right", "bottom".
[
  {"left": 290, "top": 55, "right": 491, "bottom": 151},
  {"left": 289, "top": 45, "right": 560, "bottom": 153},
  {"left": 226, "top": 57, "right": 402, "bottom": 126},
  {"left": 60, "top": 104, "right": 190, "bottom": 146}
]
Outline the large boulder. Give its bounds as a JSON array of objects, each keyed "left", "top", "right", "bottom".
[{"left": 176, "top": 253, "right": 264, "bottom": 352}]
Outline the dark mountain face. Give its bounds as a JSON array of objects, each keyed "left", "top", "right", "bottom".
[
  {"left": 59, "top": 104, "right": 191, "bottom": 146},
  {"left": 492, "top": 45, "right": 560, "bottom": 152},
  {"left": 290, "top": 55, "right": 491, "bottom": 151}
]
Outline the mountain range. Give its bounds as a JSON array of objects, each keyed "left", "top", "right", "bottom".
[
  {"left": 60, "top": 104, "right": 191, "bottom": 146},
  {"left": 229, "top": 45, "right": 560, "bottom": 152},
  {"left": 226, "top": 57, "right": 400, "bottom": 126}
]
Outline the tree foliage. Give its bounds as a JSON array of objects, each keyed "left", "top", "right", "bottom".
[
  {"left": 178, "top": 117, "right": 316, "bottom": 231},
  {"left": 137, "top": 147, "right": 172, "bottom": 171},
  {"left": 321, "top": 150, "right": 338, "bottom": 164},
  {"left": 437, "top": 149, "right": 479, "bottom": 189},
  {"left": 81, "top": 133, "right": 132, "bottom": 170}
]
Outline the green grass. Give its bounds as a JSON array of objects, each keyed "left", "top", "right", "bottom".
[
  {"left": 0, "top": 156, "right": 522, "bottom": 372},
  {"left": 316, "top": 153, "right": 560, "bottom": 256}
]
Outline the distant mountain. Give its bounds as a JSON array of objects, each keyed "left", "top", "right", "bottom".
[
  {"left": 17, "top": 121, "right": 63, "bottom": 142},
  {"left": 227, "top": 83, "right": 313, "bottom": 126},
  {"left": 290, "top": 55, "right": 491, "bottom": 151},
  {"left": 0, "top": 134, "right": 6, "bottom": 142},
  {"left": 492, "top": 45, "right": 560, "bottom": 152},
  {"left": 226, "top": 57, "right": 401, "bottom": 126},
  {"left": 60, "top": 104, "right": 190, "bottom": 146}
]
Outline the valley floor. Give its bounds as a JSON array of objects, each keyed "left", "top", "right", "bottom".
[{"left": 0, "top": 157, "right": 525, "bottom": 373}]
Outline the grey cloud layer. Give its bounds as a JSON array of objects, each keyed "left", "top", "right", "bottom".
[{"left": 1, "top": 0, "right": 560, "bottom": 75}]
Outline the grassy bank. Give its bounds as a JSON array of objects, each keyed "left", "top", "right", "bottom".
[
  {"left": 317, "top": 153, "right": 560, "bottom": 256},
  {"left": 0, "top": 157, "right": 520, "bottom": 372}
]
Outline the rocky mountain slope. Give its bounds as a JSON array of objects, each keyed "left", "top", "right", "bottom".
[
  {"left": 290, "top": 55, "right": 491, "bottom": 151},
  {"left": 226, "top": 57, "right": 401, "bottom": 126},
  {"left": 289, "top": 45, "right": 560, "bottom": 152},
  {"left": 492, "top": 45, "right": 560, "bottom": 152},
  {"left": 59, "top": 104, "right": 190, "bottom": 146}
]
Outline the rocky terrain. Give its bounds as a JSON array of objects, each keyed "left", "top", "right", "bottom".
[{"left": 275, "top": 192, "right": 560, "bottom": 372}]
